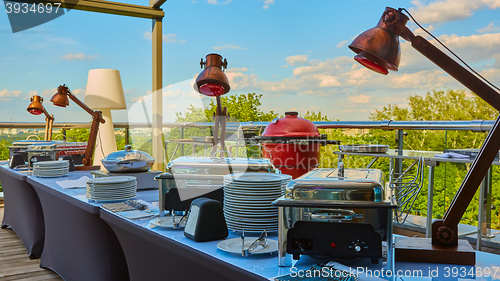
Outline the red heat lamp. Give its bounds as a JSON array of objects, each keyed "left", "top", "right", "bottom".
[
  {"left": 194, "top": 53, "right": 231, "bottom": 158},
  {"left": 49, "top": 85, "right": 105, "bottom": 170},
  {"left": 350, "top": 7, "right": 500, "bottom": 265},
  {"left": 199, "top": 83, "right": 225, "bottom": 97},
  {"left": 27, "top": 95, "right": 54, "bottom": 141},
  {"left": 194, "top": 53, "right": 230, "bottom": 97}
]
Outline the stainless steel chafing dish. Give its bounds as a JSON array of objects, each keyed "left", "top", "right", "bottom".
[
  {"left": 156, "top": 156, "right": 278, "bottom": 213},
  {"left": 272, "top": 168, "right": 396, "bottom": 271}
]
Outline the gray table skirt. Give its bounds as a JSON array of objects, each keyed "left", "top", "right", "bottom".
[
  {"left": 101, "top": 210, "right": 267, "bottom": 281},
  {"left": 30, "top": 180, "right": 130, "bottom": 281},
  {"left": 0, "top": 167, "right": 44, "bottom": 259}
]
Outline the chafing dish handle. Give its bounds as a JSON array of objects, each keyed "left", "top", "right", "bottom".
[{"left": 309, "top": 209, "right": 363, "bottom": 221}]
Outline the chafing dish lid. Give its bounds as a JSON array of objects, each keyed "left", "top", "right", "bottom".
[
  {"left": 166, "top": 156, "right": 276, "bottom": 174},
  {"left": 104, "top": 145, "right": 154, "bottom": 162},
  {"left": 285, "top": 168, "right": 385, "bottom": 202}
]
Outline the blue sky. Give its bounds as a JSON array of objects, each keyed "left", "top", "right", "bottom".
[{"left": 1, "top": 0, "right": 500, "bottom": 124}]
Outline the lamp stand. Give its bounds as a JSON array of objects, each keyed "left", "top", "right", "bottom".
[
  {"left": 44, "top": 116, "right": 54, "bottom": 141},
  {"left": 390, "top": 13, "right": 500, "bottom": 265},
  {"left": 210, "top": 96, "right": 229, "bottom": 158},
  {"left": 93, "top": 108, "right": 118, "bottom": 166}
]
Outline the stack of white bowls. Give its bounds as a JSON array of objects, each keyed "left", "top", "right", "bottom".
[
  {"left": 223, "top": 173, "right": 292, "bottom": 232},
  {"left": 33, "top": 160, "right": 69, "bottom": 177},
  {"left": 86, "top": 176, "right": 137, "bottom": 202}
]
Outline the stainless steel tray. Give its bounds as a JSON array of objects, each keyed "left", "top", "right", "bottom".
[{"left": 339, "top": 144, "right": 389, "bottom": 153}]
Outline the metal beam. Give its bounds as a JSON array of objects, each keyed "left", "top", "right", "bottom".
[
  {"left": 13, "top": 0, "right": 164, "bottom": 19},
  {"left": 152, "top": 18, "right": 163, "bottom": 171},
  {"left": 150, "top": 0, "right": 167, "bottom": 9}
]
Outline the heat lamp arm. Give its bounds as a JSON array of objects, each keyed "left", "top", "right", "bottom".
[
  {"left": 401, "top": 27, "right": 500, "bottom": 229},
  {"left": 402, "top": 28, "right": 500, "bottom": 111},
  {"left": 82, "top": 113, "right": 102, "bottom": 166},
  {"left": 44, "top": 115, "right": 54, "bottom": 141},
  {"left": 66, "top": 90, "right": 105, "bottom": 124}
]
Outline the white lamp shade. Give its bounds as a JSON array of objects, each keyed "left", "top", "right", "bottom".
[{"left": 84, "top": 69, "right": 126, "bottom": 110}]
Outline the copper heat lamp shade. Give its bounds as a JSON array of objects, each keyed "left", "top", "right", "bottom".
[
  {"left": 50, "top": 86, "right": 70, "bottom": 107},
  {"left": 349, "top": 7, "right": 409, "bottom": 75},
  {"left": 194, "top": 53, "right": 230, "bottom": 97},
  {"left": 27, "top": 95, "right": 44, "bottom": 115}
]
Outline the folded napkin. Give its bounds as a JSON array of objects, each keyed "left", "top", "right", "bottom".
[
  {"left": 136, "top": 199, "right": 159, "bottom": 211},
  {"left": 434, "top": 152, "right": 469, "bottom": 159},
  {"left": 56, "top": 176, "right": 91, "bottom": 189}
]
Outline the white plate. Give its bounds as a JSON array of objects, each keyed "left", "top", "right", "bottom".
[
  {"left": 87, "top": 184, "right": 137, "bottom": 190},
  {"left": 223, "top": 181, "right": 288, "bottom": 187},
  {"left": 224, "top": 186, "right": 283, "bottom": 191},
  {"left": 224, "top": 194, "right": 281, "bottom": 200},
  {"left": 33, "top": 160, "right": 69, "bottom": 167},
  {"left": 224, "top": 173, "right": 292, "bottom": 183},
  {"left": 87, "top": 176, "right": 137, "bottom": 185},
  {"left": 35, "top": 174, "right": 68, "bottom": 177},
  {"left": 87, "top": 196, "right": 136, "bottom": 201},
  {"left": 224, "top": 214, "right": 278, "bottom": 221},
  {"left": 217, "top": 238, "right": 278, "bottom": 255},
  {"left": 149, "top": 216, "right": 186, "bottom": 229}
]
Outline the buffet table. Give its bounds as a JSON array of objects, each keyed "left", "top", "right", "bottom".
[
  {"left": 27, "top": 172, "right": 158, "bottom": 281},
  {"left": 101, "top": 208, "right": 299, "bottom": 281},
  {"left": 0, "top": 164, "right": 44, "bottom": 259},
  {"left": 2, "top": 167, "right": 499, "bottom": 281},
  {"left": 101, "top": 208, "right": 500, "bottom": 281}
]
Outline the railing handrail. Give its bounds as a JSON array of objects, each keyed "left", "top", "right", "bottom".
[{"left": 0, "top": 119, "right": 495, "bottom": 132}]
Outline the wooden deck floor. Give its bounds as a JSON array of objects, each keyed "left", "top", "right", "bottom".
[{"left": 0, "top": 204, "right": 62, "bottom": 280}]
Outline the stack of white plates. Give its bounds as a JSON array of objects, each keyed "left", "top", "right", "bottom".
[
  {"left": 86, "top": 176, "right": 137, "bottom": 202},
  {"left": 223, "top": 173, "right": 292, "bottom": 232},
  {"left": 33, "top": 160, "right": 69, "bottom": 177}
]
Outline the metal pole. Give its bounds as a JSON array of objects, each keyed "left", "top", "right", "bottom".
[
  {"left": 396, "top": 129, "right": 404, "bottom": 176},
  {"left": 125, "top": 128, "right": 129, "bottom": 145},
  {"left": 426, "top": 164, "right": 435, "bottom": 238},
  {"left": 485, "top": 167, "right": 493, "bottom": 238},
  {"left": 180, "top": 127, "right": 184, "bottom": 156},
  {"left": 477, "top": 176, "right": 486, "bottom": 251},
  {"left": 152, "top": 17, "right": 163, "bottom": 171}
]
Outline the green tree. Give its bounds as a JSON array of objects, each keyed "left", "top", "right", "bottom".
[
  {"left": 369, "top": 89, "right": 499, "bottom": 227},
  {"left": 165, "top": 93, "right": 278, "bottom": 160}
]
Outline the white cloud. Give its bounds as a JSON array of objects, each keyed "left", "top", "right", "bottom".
[
  {"left": 336, "top": 40, "right": 348, "bottom": 48},
  {"left": 348, "top": 94, "right": 372, "bottom": 104},
  {"left": 226, "top": 67, "right": 249, "bottom": 72},
  {"left": 263, "top": 0, "right": 274, "bottom": 9},
  {"left": 0, "top": 89, "right": 21, "bottom": 97},
  {"left": 29, "top": 91, "right": 38, "bottom": 96},
  {"left": 285, "top": 55, "right": 308, "bottom": 66},
  {"left": 0, "top": 89, "right": 22, "bottom": 101},
  {"left": 71, "top": 88, "right": 86, "bottom": 98},
  {"left": 213, "top": 44, "right": 246, "bottom": 51},
  {"left": 207, "top": 0, "right": 231, "bottom": 4},
  {"left": 61, "top": 53, "right": 100, "bottom": 61},
  {"left": 143, "top": 32, "right": 186, "bottom": 44},
  {"left": 409, "top": 0, "right": 500, "bottom": 24},
  {"left": 42, "top": 88, "right": 57, "bottom": 99},
  {"left": 319, "top": 75, "right": 342, "bottom": 87},
  {"left": 163, "top": 33, "right": 186, "bottom": 44},
  {"left": 478, "top": 22, "right": 500, "bottom": 33}
]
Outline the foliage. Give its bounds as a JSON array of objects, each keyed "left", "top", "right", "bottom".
[
  {"left": 349, "top": 89, "right": 499, "bottom": 228},
  {"left": 165, "top": 93, "right": 279, "bottom": 160},
  {"left": 204, "top": 93, "right": 279, "bottom": 122}
]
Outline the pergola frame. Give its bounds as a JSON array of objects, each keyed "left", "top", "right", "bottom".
[{"left": 11, "top": 0, "right": 166, "bottom": 170}]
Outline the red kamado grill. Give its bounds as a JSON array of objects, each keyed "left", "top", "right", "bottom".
[{"left": 258, "top": 111, "right": 340, "bottom": 178}]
